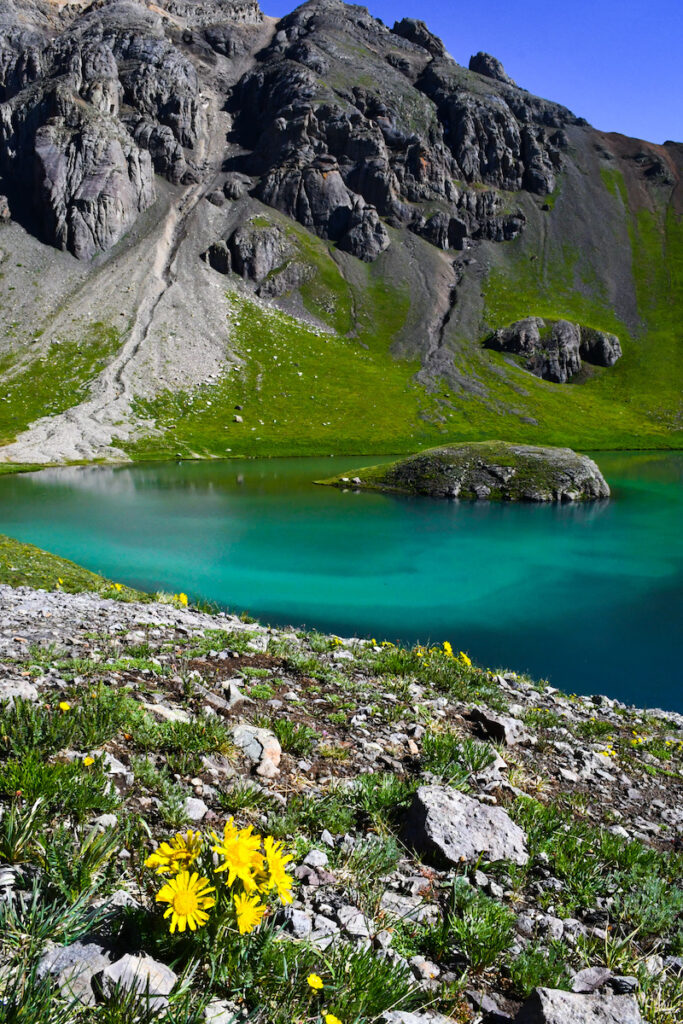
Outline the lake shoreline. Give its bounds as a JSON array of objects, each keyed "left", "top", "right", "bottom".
[{"left": 0, "top": 453, "right": 680, "bottom": 711}]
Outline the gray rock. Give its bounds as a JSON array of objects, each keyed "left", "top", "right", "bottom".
[
  {"left": 282, "top": 907, "right": 313, "bottom": 939},
  {"left": 469, "top": 52, "right": 517, "bottom": 86},
  {"left": 38, "top": 940, "right": 112, "bottom": 1006},
  {"left": 402, "top": 785, "right": 529, "bottom": 866},
  {"left": 382, "top": 1012, "right": 453, "bottom": 1024},
  {"left": 571, "top": 966, "right": 612, "bottom": 993},
  {"left": 231, "top": 723, "right": 281, "bottom": 777},
  {"left": 379, "top": 891, "right": 439, "bottom": 925},
  {"left": 469, "top": 707, "right": 534, "bottom": 746},
  {"left": 102, "top": 953, "right": 177, "bottom": 1011},
  {"left": 486, "top": 318, "right": 622, "bottom": 382},
  {"left": 204, "top": 1000, "right": 238, "bottom": 1024},
  {"left": 330, "top": 442, "right": 610, "bottom": 502},
  {"left": 0, "top": 678, "right": 39, "bottom": 701},
  {"left": 392, "top": 19, "right": 446, "bottom": 58},
  {"left": 183, "top": 797, "right": 209, "bottom": 821},
  {"left": 514, "top": 987, "right": 644, "bottom": 1023},
  {"left": 608, "top": 976, "right": 638, "bottom": 994},
  {"left": 303, "top": 849, "right": 329, "bottom": 869},
  {"left": 337, "top": 904, "right": 373, "bottom": 938}
]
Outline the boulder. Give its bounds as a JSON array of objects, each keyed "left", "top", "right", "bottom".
[
  {"left": 513, "top": 987, "right": 644, "bottom": 1023},
  {"left": 469, "top": 708, "right": 534, "bottom": 746},
  {"left": 38, "top": 940, "right": 112, "bottom": 1006},
  {"left": 323, "top": 442, "right": 610, "bottom": 502},
  {"left": 401, "top": 785, "right": 529, "bottom": 866}
]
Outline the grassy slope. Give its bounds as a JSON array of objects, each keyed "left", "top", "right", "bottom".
[
  {"left": 123, "top": 265, "right": 444, "bottom": 460},
  {"left": 0, "top": 166, "right": 679, "bottom": 464},
  {"left": 479, "top": 171, "right": 682, "bottom": 449},
  {"left": 0, "top": 323, "right": 121, "bottom": 446},
  {"left": 120, "top": 171, "right": 681, "bottom": 461},
  {"left": 0, "top": 533, "right": 146, "bottom": 599}
]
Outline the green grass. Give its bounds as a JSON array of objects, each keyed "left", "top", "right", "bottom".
[
  {"left": 0, "top": 533, "right": 146, "bottom": 598},
  {"left": 0, "top": 323, "right": 122, "bottom": 445},
  {"left": 479, "top": 178, "right": 683, "bottom": 449},
  {"left": 121, "top": 285, "right": 437, "bottom": 460}
]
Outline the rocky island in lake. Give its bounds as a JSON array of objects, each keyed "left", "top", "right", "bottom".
[{"left": 321, "top": 442, "right": 610, "bottom": 502}]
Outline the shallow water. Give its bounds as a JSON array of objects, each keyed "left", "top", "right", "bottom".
[{"left": 0, "top": 451, "right": 681, "bottom": 711}]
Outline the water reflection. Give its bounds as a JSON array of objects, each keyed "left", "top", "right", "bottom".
[{"left": 2, "top": 452, "right": 681, "bottom": 710}]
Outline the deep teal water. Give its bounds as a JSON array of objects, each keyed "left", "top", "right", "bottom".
[{"left": 0, "top": 452, "right": 681, "bottom": 711}]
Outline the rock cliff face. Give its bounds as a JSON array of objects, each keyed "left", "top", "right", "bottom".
[
  {"left": 0, "top": 0, "right": 578, "bottom": 262},
  {"left": 322, "top": 442, "right": 611, "bottom": 502}
]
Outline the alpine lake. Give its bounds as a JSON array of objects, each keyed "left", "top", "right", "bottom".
[{"left": 0, "top": 451, "right": 680, "bottom": 712}]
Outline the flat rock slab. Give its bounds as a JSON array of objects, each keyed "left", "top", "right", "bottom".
[
  {"left": 514, "top": 987, "right": 644, "bottom": 1023},
  {"left": 402, "top": 786, "right": 529, "bottom": 866}
]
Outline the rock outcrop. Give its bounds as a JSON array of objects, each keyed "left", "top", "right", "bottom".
[
  {"left": 485, "top": 318, "right": 623, "bottom": 382},
  {"left": 469, "top": 51, "right": 516, "bottom": 86},
  {"left": 321, "top": 442, "right": 611, "bottom": 502},
  {"left": 402, "top": 785, "right": 529, "bottom": 866},
  {"left": 512, "top": 987, "right": 644, "bottom": 1024},
  {"left": 204, "top": 217, "right": 314, "bottom": 296}
]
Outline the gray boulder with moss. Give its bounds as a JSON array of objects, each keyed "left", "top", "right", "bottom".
[{"left": 320, "top": 442, "right": 610, "bottom": 501}]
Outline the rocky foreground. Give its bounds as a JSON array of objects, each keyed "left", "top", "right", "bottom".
[
  {"left": 0, "top": 584, "right": 681, "bottom": 1023},
  {"left": 322, "top": 443, "right": 611, "bottom": 501}
]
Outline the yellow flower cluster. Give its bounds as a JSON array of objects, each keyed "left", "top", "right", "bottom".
[
  {"left": 145, "top": 821, "right": 294, "bottom": 936},
  {"left": 173, "top": 592, "right": 189, "bottom": 607},
  {"left": 413, "top": 642, "right": 472, "bottom": 667}
]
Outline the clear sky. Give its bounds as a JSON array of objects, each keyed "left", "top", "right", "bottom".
[{"left": 263, "top": 0, "right": 682, "bottom": 144}]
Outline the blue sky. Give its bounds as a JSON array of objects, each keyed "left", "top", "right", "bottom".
[{"left": 263, "top": 0, "right": 682, "bottom": 144}]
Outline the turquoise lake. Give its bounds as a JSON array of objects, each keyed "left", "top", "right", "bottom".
[{"left": 0, "top": 452, "right": 681, "bottom": 712}]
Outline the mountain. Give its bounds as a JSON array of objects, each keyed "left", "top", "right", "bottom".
[{"left": 0, "top": 0, "right": 680, "bottom": 464}]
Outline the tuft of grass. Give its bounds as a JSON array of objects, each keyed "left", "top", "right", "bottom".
[
  {"left": 506, "top": 940, "right": 572, "bottom": 997},
  {"left": 421, "top": 732, "right": 496, "bottom": 788},
  {"left": 264, "top": 718, "right": 320, "bottom": 757}
]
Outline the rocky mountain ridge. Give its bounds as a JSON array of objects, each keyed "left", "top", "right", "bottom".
[{"left": 0, "top": 0, "right": 679, "bottom": 463}]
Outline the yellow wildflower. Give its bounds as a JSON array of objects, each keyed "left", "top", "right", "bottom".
[
  {"left": 83, "top": 756, "right": 95, "bottom": 767},
  {"left": 443, "top": 641, "right": 453, "bottom": 657},
  {"left": 155, "top": 871, "right": 215, "bottom": 933},
  {"left": 459, "top": 651, "right": 472, "bottom": 667},
  {"left": 145, "top": 830, "right": 203, "bottom": 875},
  {"left": 233, "top": 891, "right": 266, "bottom": 934},
  {"left": 211, "top": 819, "right": 263, "bottom": 891},
  {"left": 113, "top": 583, "right": 123, "bottom": 592},
  {"left": 174, "top": 593, "right": 189, "bottom": 607},
  {"left": 325, "top": 1015, "right": 342, "bottom": 1024},
  {"left": 307, "top": 974, "right": 324, "bottom": 991},
  {"left": 58, "top": 701, "right": 71, "bottom": 712},
  {"left": 261, "top": 835, "right": 294, "bottom": 905}
]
